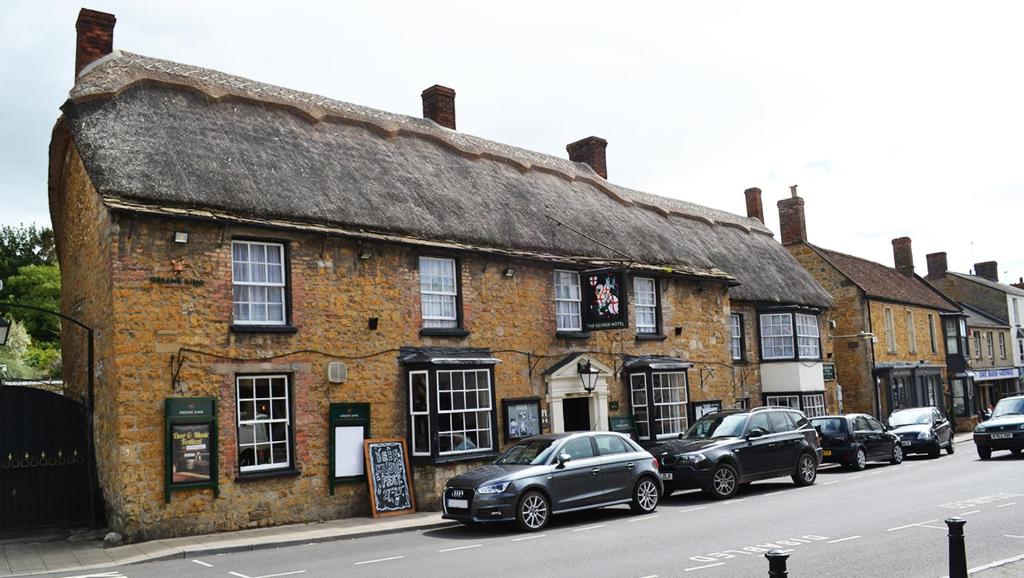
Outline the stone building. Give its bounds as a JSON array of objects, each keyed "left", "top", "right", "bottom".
[
  {"left": 959, "top": 304, "right": 1017, "bottom": 413},
  {"left": 777, "top": 188, "right": 966, "bottom": 425},
  {"left": 925, "top": 253, "right": 1024, "bottom": 412},
  {"left": 48, "top": 9, "right": 830, "bottom": 540}
]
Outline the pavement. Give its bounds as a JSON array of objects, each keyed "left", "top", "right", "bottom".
[{"left": 2, "top": 430, "right": 1021, "bottom": 577}]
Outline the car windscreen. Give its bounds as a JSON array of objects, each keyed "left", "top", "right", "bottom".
[
  {"left": 888, "top": 408, "right": 932, "bottom": 427},
  {"left": 992, "top": 397, "right": 1024, "bottom": 418},
  {"left": 811, "top": 417, "right": 846, "bottom": 435},
  {"left": 494, "top": 438, "right": 556, "bottom": 465},
  {"left": 684, "top": 413, "right": 747, "bottom": 439}
]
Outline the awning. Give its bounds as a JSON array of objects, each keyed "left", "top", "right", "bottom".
[
  {"left": 398, "top": 347, "right": 501, "bottom": 366},
  {"left": 623, "top": 355, "right": 693, "bottom": 371}
]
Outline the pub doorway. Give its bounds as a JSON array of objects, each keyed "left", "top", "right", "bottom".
[{"left": 562, "top": 397, "right": 591, "bottom": 432}]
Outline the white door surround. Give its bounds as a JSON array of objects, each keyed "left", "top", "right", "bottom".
[{"left": 544, "top": 354, "right": 612, "bottom": 433}]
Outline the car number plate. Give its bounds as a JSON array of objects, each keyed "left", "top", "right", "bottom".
[
  {"left": 901, "top": 441, "right": 912, "bottom": 446},
  {"left": 660, "top": 472, "right": 673, "bottom": 481},
  {"left": 822, "top": 450, "right": 832, "bottom": 457},
  {"left": 991, "top": 432, "right": 1013, "bottom": 439},
  {"left": 447, "top": 499, "right": 468, "bottom": 509}
]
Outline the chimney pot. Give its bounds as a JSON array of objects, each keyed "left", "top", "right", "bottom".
[
  {"left": 892, "top": 237, "right": 914, "bottom": 276},
  {"left": 75, "top": 8, "right": 116, "bottom": 79},
  {"left": 566, "top": 136, "right": 608, "bottom": 179},
  {"left": 421, "top": 85, "right": 456, "bottom": 130},
  {"left": 974, "top": 261, "right": 999, "bottom": 283},
  {"left": 926, "top": 252, "right": 948, "bottom": 278},
  {"left": 744, "top": 187, "right": 764, "bottom": 223},
  {"left": 777, "top": 186, "right": 807, "bottom": 245}
]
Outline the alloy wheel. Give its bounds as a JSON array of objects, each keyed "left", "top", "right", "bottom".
[
  {"left": 891, "top": 444, "right": 903, "bottom": 464},
  {"left": 713, "top": 466, "right": 736, "bottom": 497},
  {"left": 520, "top": 493, "right": 548, "bottom": 530},
  {"left": 635, "top": 479, "right": 659, "bottom": 512},
  {"left": 854, "top": 448, "right": 866, "bottom": 470},
  {"left": 797, "top": 454, "right": 816, "bottom": 484}
]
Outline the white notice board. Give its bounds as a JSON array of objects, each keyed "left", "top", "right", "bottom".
[{"left": 334, "top": 425, "right": 365, "bottom": 478}]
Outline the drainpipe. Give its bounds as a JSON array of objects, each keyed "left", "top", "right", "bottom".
[{"left": 866, "top": 299, "right": 882, "bottom": 418}]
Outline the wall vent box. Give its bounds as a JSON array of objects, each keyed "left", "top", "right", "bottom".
[{"left": 328, "top": 362, "right": 348, "bottom": 383}]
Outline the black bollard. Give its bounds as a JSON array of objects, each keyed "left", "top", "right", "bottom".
[
  {"left": 946, "top": 517, "right": 967, "bottom": 578},
  {"left": 765, "top": 549, "right": 789, "bottom": 577}
]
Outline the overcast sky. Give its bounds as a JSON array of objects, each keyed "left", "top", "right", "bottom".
[{"left": 3, "top": 1, "right": 1023, "bottom": 283}]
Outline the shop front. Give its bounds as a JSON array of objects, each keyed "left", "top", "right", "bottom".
[
  {"left": 973, "top": 367, "right": 1022, "bottom": 413},
  {"left": 876, "top": 363, "right": 946, "bottom": 417}
]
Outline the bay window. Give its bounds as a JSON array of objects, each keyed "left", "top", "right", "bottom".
[
  {"left": 626, "top": 358, "right": 692, "bottom": 441},
  {"left": 759, "top": 310, "right": 821, "bottom": 361}
]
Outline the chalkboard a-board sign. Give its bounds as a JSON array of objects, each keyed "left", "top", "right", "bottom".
[{"left": 364, "top": 438, "right": 416, "bottom": 518}]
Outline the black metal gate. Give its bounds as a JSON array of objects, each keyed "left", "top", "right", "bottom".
[{"left": 0, "top": 385, "right": 90, "bottom": 530}]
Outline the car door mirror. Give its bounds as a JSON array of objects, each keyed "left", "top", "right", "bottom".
[
  {"left": 556, "top": 453, "right": 572, "bottom": 468},
  {"left": 746, "top": 427, "right": 767, "bottom": 439}
]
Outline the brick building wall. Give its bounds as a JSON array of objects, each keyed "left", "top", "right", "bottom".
[{"left": 54, "top": 157, "right": 740, "bottom": 540}]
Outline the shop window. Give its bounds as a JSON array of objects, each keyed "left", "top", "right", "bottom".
[
  {"left": 419, "top": 256, "right": 460, "bottom": 329},
  {"left": 633, "top": 277, "right": 659, "bottom": 334},
  {"left": 554, "top": 270, "right": 582, "bottom": 332},
  {"left": 884, "top": 307, "right": 896, "bottom": 353},
  {"left": 630, "top": 371, "right": 688, "bottom": 440},
  {"left": 730, "top": 314, "right": 745, "bottom": 361},
  {"left": 951, "top": 379, "right": 968, "bottom": 417},
  {"left": 406, "top": 367, "right": 497, "bottom": 462},
  {"left": 232, "top": 240, "right": 287, "bottom": 326},
  {"left": 802, "top": 393, "right": 826, "bottom": 418},
  {"left": 236, "top": 375, "right": 292, "bottom": 473},
  {"left": 906, "top": 311, "right": 917, "bottom": 354},
  {"left": 759, "top": 311, "right": 821, "bottom": 361}
]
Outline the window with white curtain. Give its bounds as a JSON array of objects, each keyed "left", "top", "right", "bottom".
[
  {"left": 419, "top": 257, "right": 458, "bottom": 328},
  {"left": 554, "top": 270, "right": 582, "bottom": 331},
  {"left": 633, "top": 277, "right": 658, "bottom": 334},
  {"left": 795, "top": 313, "right": 820, "bottom": 359},
  {"left": 760, "top": 313, "right": 794, "bottom": 359},
  {"left": 730, "top": 314, "right": 744, "bottom": 360},
  {"left": 232, "top": 240, "right": 287, "bottom": 325}
]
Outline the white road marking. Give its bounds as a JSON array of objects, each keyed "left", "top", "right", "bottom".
[
  {"left": 229, "top": 572, "right": 306, "bottom": 578},
  {"left": 638, "top": 575, "right": 659, "bottom": 578},
  {"left": 959, "top": 509, "right": 981, "bottom": 515},
  {"left": 684, "top": 562, "right": 726, "bottom": 572},
  {"left": 887, "top": 519, "right": 938, "bottom": 532},
  {"left": 967, "top": 552, "right": 1024, "bottom": 573},
  {"left": 998, "top": 502, "right": 1017, "bottom": 508},
  {"left": 723, "top": 498, "right": 748, "bottom": 504},
  {"left": 191, "top": 560, "right": 213, "bottom": 568},
  {"left": 765, "top": 491, "right": 784, "bottom": 496},
  {"left": 826, "top": 535, "right": 862, "bottom": 544},
  {"left": 823, "top": 481, "right": 839, "bottom": 486},
  {"left": 1006, "top": 535, "right": 1024, "bottom": 539},
  {"left": 512, "top": 533, "right": 546, "bottom": 542},
  {"left": 629, "top": 514, "right": 660, "bottom": 522},
  {"left": 573, "top": 524, "right": 607, "bottom": 532},
  {"left": 61, "top": 573, "right": 125, "bottom": 578},
  {"left": 848, "top": 476, "right": 863, "bottom": 480},
  {"left": 869, "top": 471, "right": 885, "bottom": 476},
  {"left": 678, "top": 506, "right": 707, "bottom": 513},
  {"left": 353, "top": 556, "right": 405, "bottom": 566},
  {"left": 439, "top": 544, "right": 482, "bottom": 553}
]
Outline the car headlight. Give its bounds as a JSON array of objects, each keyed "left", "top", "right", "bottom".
[
  {"left": 975, "top": 425, "right": 986, "bottom": 433},
  {"left": 478, "top": 481, "right": 511, "bottom": 495},
  {"left": 918, "top": 431, "right": 932, "bottom": 440},
  {"left": 678, "top": 452, "right": 708, "bottom": 464}
]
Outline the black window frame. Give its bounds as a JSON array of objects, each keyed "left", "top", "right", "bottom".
[
  {"left": 627, "top": 367, "right": 691, "bottom": 441},
  {"left": 755, "top": 307, "right": 823, "bottom": 362},
  {"left": 417, "top": 254, "right": 469, "bottom": 338},
  {"left": 234, "top": 373, "right": 299, "bottom": 479},
  {"left": 632, "top": 275, "right": 665, "bottom": 340},
  {"left": 730, "top": 313, "right": 746, "bottom": 362},
  {"left": 229, "top": 236, "right": 297, "bottom": 334},
  {"left": 405, "top": 363, "right": 499, "bottom": 465}
]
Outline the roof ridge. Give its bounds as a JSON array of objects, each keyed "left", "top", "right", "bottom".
[{"left": 69, "top": 50, "right": 767, "bottom": 236}]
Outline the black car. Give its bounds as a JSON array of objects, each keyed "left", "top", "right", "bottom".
[
  {"left": 442, "top": 432, "right": 662, "bottom": 531},
  {"left": 974, "top": 394, "right": 1024, "bottom": 460},
  {"left": 651, "top": 407, "right": 822, "bottom": 500},
  {"left": 886, "top": 407, "right": 955, "bottom": 458},
  {"left": 811, "top": 414, "right": 903, "bottom": 470}
]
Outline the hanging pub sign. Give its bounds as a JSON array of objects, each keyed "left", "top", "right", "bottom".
[
  {"left": 329, "top": 402, "right": 371, "bottom": 495},
  {"left": 582, "top": 268, "right": 629, "bottom": 331},
  {"left": 165, "top": 397, "right": 218, "bottom": 503}
]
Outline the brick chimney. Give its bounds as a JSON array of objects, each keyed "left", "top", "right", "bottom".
[
  {"left": 566, "top": 136, "right": 608, "bottom": 179},
  {"left": 744, "top": 187, "right": 764, "bottom": 223},
  {"left": 892, "top": 237, "right": 914, "bottom": 276},
  {"left": 926, "top": 252, "right": 948, "bottom": 278},
  {"left": 1012, "top": 277, "right": 1024, "bottom": 290},
  {"left": 777, "top": 185, "right": 806, "bottom": 245},
  {"left": 421, "top": 85, "right": 456, "bottom": 130},
  {"left": 974, "top": 261, "right": 999, "bottom": 282},
  {"left": 75, "top": 9, "right": 116, "bottom": 79}
]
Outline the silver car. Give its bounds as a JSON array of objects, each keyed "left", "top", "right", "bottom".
[{"left": 442, "top": 432, "right": 662, "bottom": 531}]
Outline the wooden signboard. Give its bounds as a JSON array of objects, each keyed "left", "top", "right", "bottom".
[
  {"left": 364, "top": 438, "right": 416, "bottom": 518},
  {"left": 164, "top": 397, "right": 218, "bottom": 503}
]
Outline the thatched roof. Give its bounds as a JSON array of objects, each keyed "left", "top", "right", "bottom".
[{"left": 58, "top": 50, "right": 831, "bottom": 308}]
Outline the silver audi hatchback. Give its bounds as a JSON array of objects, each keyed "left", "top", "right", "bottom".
[{"left": 441, "top": 431, "right": 662, "bottom": 531}]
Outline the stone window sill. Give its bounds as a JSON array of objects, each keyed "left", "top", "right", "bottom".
[
  {"left": 635, "top": 333, "right": 667, "bottom": 342},
  {"left": 556, "top": 331, "right": 591, "bottom": 340},
  {"left": 230, "top": 324, "right": 299, "bottom": 334},
  {"left": 419, "top": 328, "right": 471, "bottom": 338},
  {"left": 234, "top": 468, "right": 302, "bottom": 483}
]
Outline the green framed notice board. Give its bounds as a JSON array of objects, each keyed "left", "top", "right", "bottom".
[
  {"left": 329, "top": 403, "right": 371, "bottom": 495},
  {"left": 165, "top": 397, "right": 218, "bottom": 503},
  {"left": 609, "top": 415, "right": 637, "bottom": 438}
]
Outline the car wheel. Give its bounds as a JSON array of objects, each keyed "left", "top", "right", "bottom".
[
  {"left": 792, "top": 452, "right": 817, "bottom": 487},
  {"left": 977, "top": 446, "right": 992, "bottom": 460},
  {"left": 704, "top": 463, "right": 739, "bottom": 499},
  {"left": 515, "top": 490, "right": 550, "bottom": 532},
  {"left": 850, "top": 448, "right": 867, "bottom": 471},
  {"left": 630, "top": 477, "right": 660, "bottom": 514},
  {"left": 890, "top": 443, "right": 903, "bottom": 465},
  {"left": 946, "top": 440, "right": 955, "bottom": 455},
  {"left": 928, "top": 443, "right": 941, "bottom": 459}
]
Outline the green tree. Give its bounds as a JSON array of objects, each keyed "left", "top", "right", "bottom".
[
  {"left": 0, "top": 319, "right": 38, "bottom": 379},
  {"left": 0, "top": 224, "right": 56, "bottom": 281},
  {"left": 3, "top": 264, "right": 61, "bottom": 343}
]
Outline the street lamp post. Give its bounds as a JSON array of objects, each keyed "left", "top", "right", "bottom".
[{"left": 0, "top": 302, "right": 97, "bottom": 529}]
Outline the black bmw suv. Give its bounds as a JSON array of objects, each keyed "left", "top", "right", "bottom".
[{"left": 651, "top": 407, "right": 822, "bottom": 499}]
